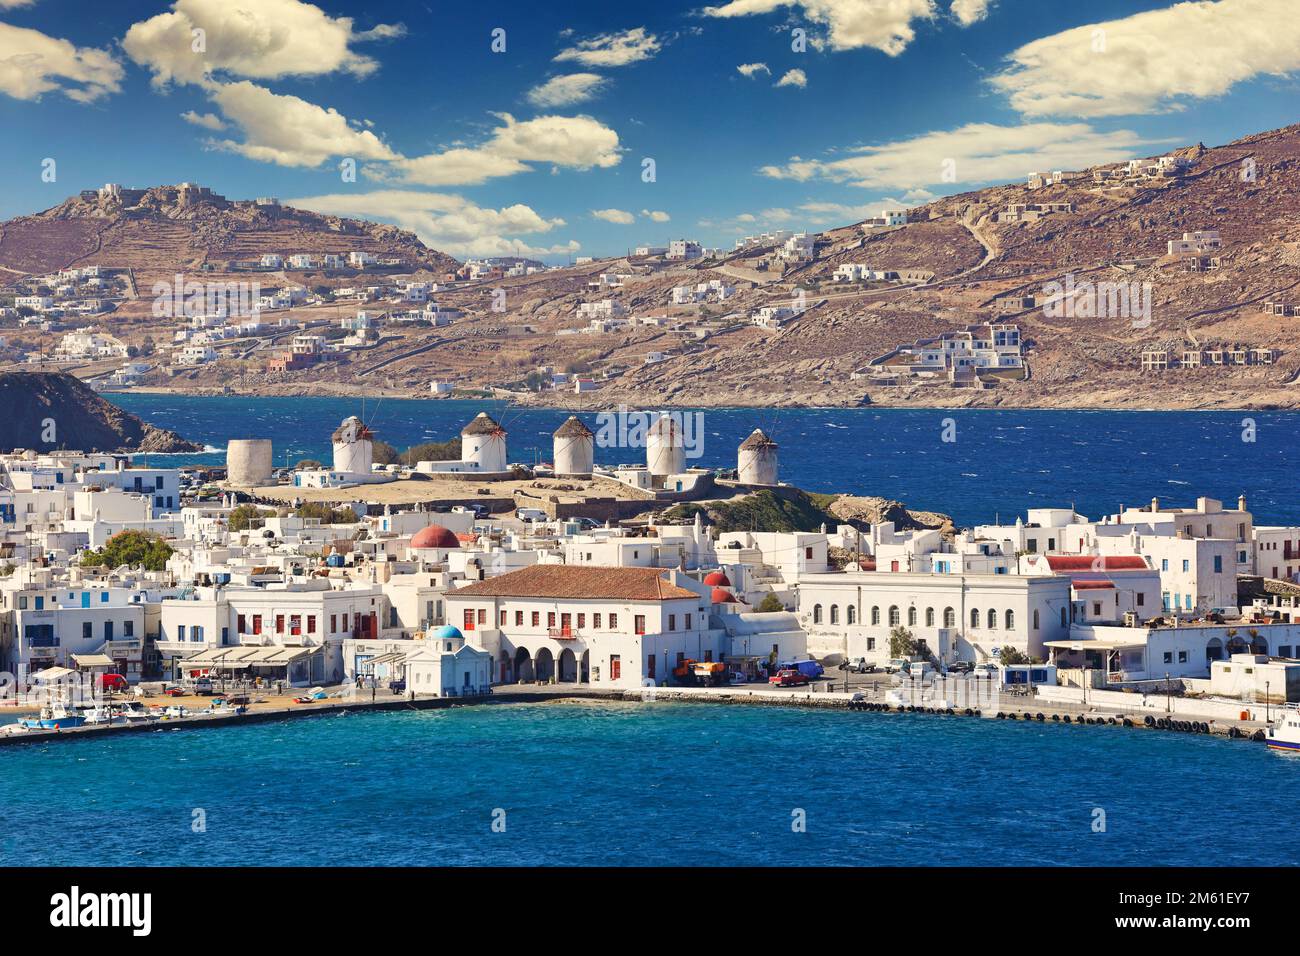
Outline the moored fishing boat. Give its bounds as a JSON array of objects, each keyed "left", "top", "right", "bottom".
[{"left": 19, "top": 704, "right": 86, "bottom": 730}]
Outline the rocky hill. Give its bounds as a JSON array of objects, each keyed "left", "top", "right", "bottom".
[
  {"left": 0, "top": 184, "right": 457, "bottom": 277},
  {"left": 5, "top": 123, "right": 1300, "bottom": 410},
  {"left": 0, "top": 372, "right": 200, "bottom": 453}
]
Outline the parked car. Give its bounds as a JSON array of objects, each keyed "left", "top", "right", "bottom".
[
  {"left": 728, "top": 671, "right": 749, "bottom": 685},
  {"left": 947, "top": 661, "right": 973, "bottom": 674},
  {"left": 768, "top": 668, "right": 810, "bottom": 687},
  {"left": 515, "top": 507, "right": 548, "bottom": 523},
  {"left": 842, "top": 657, "right": 875, "bottom": 673},
  {"left": 883, "top": 659, "right": 910, "bottom": 674},
  {"left": 192, "top": 677, "right": 214, "bottom": 695},
  {"left": 971, "top": 663, "right": 999, "bottom": 679},
  {"left": 778, "top": 659, "right": 824, "bottom": 680},
  {"left": 900, "top": 661, "right": 935, "bottom": 680},
  {"left": 99, "top": 673, "right": 129, "bottom": 692}
]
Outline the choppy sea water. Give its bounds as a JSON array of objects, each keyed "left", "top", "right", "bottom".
[
  {"left": 1, "top": 702, "right": 1296, "bottom": 867},
  {"left": 114, "top": 394, "right": 1300, "bottom": 527}
]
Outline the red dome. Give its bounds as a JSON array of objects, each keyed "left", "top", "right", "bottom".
[
  {"left": 703, "top": 571, "right": 732, "bottom": 587},
  {"left": 711, "top": 588, "right": 738, "bottom": 604},
  {"left": 410, "top": 524, "right": 460, "bottom": 549}
]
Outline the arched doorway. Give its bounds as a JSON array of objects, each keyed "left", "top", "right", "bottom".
[
  {"left": 1249, "top": 632, "right": 1268, "bottom": 655},
  {"left": 580, "top": 649, "right": 590, "bottom": 683},
  {"left": 557, "top": 648, "right": 577, "bottom": 682},
  {"left": 1226, "top": 634, "right": 1250, "bottom": 656},
  {"left": 514, "top": 647, "right": 534, "bottom": 683},
  {"left": 1205, "top": 637, "right": 1224, "bottom": 663},
  {"left": 535, "top": 647, "right": 555, "bottom": 683}
]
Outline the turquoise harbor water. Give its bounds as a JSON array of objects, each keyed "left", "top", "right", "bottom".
[
  {"left": 1, "top": 702, "right": 1298, "bottom": 867},
  {"left": 115, "top": 395, "right": 1300, "bottom": 527}
]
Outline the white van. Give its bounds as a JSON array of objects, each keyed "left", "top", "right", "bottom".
[{"left": 515, "top": 507, "right": 548, "bottom": 523}]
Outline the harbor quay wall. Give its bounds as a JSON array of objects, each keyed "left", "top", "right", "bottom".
[
  {"left": 1035, "top": 684, "right": 1273, "bottom": 723},
  {"left": 0, "top": 683, "right": 1271, "bottom": 748}
]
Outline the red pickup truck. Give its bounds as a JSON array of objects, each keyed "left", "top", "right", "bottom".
[{"left": 768, "top": 668, "right": 810, "bottom": 687}]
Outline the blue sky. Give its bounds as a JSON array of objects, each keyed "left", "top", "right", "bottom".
[{"left": 1, "top": 0, "right": 1298, "bottom": 260}]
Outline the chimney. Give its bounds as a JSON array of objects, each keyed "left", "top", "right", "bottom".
[
  {"left": 1238, "top": 494, "right": 1247, "bottom": 512},
  {"left": 1150, "top": 497, "right": 1159, "bottom": 513}
]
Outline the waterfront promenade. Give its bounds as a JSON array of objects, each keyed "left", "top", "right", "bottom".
[{"left": 0, "top": 676, "right": 1274, "bottom": 748}]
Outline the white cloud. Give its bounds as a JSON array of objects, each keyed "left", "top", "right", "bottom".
[
  {"left": 205, "top": 80, "right": 397, "bottom": 167},
  {"left": 949, "top": 0, "right": 992, "bottom": 26},
  {"left": 0, "top": 21, "right": 122, "bottom": 102},
  {"left": 737, "top": 62, "right": 770, "bottom": 77},
  {"left": 592, "top": 208, "right": 635, "bottom": 224},
  {"left": 776, "top": 68, "right": 807, "bottom": 88},
  {"left": 394, "top": 113, "right": 621, "bottom": 186},
  {"left": 554, "top": 27, "right": 660, "bottom": 68},
  {"left": 123, "top": 0, "right": 403, "bottom": 87},
  {"left": 285, "top": 190, "right": 575, "bottom": 259},
  {"left": 703, "top": 0, "right": 939, "bottom": 55},
  {"left": 796, "top": 201, "right": 878, "bottom": 223},
  {"left": 180, "top": 109, "right": 225, "bottom": 130},
  {"left": 642, "top": 209, "right": 670, "bottom": 222},
  {"left": 760, "top": 121, "right": 1153, "bottom": 190},
  {"left": 526, "top": 72, "right": 609, "bottom": 107},
  {"left": 0, "top": 1, "right": 38, "bottom": 8},
  {"left": 992, "top": 0, "right": 1300, "bottom": 118}
]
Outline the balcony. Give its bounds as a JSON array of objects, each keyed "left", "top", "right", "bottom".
[{"left": 547, "top": 627, "right": 581, "bottom": 641}]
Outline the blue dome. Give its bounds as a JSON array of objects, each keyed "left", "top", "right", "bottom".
[{"left": 431, "top": 625, "right": 463, "bottom": 640}]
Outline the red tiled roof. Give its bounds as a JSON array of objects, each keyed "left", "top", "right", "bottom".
[
  {"left": 1045, "top": 555, "right": 1148, "bottom": 572},
  {"left": 1071, "top": 580, "right": 1116, "bottom": 590},
  {"left": 449, "top": 565, "right": 699, "bottom": 601}
]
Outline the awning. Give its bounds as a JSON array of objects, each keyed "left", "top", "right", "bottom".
[
  {"left": 365, "top": 652, "right": 405, "bottom": 667},
  {"left": 71, "top": 654, "right": 116, "bottom": 668},
  {"left": 181, "top": 645, "right": 319, "bottom": 668},
  {"left": 31, "top": 666, "right": 77, "bottom": 681},
  {"left": 1044, "top": 638, "right": 1145, "bottom": 651}
]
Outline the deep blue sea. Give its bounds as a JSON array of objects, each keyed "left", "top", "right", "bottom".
[
  {"left": 114, "top": 393, "right": 1300, "bottom": 527},
  {"left": 1, "top": 702, "right": 1297, "bottom": 866}
]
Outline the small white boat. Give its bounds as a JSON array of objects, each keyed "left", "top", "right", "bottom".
[
  {"left": 119, "top": 701, "right": 160, "bottom": 724},
  {"left": 80, "top": 706, "right": 125, "bottom": 726},
  {"left": 1266, "top": 704, "right": 1300, "bottom": 753}
]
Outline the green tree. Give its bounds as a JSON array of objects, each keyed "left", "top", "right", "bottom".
[
  {"left": 400, "top": 438, "right": 461, "bottom": 464},
  {"left": 997, "top": 647, "right": 1040, "bottom": 666},
  {"left": 371, "top": 440, "right": 400, "bottom": 465},
  {"left": 889, "top": 626, "right": 917, "bottom": 659},
  {"left": 755, "top": 592, "right": 785, "bottom": 613},
  {"left": 295, "top": 501, "right": 355, "bottom": 524},
  {"left": 227, "top": 504, "right": 270, "bottom": 531},
  {"left": 81, "top": 530, "right": 173, "bottom": 571}
]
